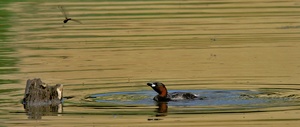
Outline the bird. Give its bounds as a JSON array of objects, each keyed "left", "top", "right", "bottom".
[{"left": 147, "top": 82, "right": 198, "bottom": 102}]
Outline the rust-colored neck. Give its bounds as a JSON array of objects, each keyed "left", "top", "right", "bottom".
[{"left": 157, "top": 86, "right": 168, "bottom": 98}]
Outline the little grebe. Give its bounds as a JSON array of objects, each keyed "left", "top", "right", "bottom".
[{"left": 147, "top": 82, "right": 198, "bottom": 102}]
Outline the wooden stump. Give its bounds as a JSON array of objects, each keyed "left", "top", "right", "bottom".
[
  {"left": 22, "top": 78, "right": 63, "bottom": 119},
  {"left": 23, "top": 78, "right": 63, "bottom": 105}
]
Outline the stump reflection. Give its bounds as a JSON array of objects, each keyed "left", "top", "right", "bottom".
[{"left": 23, "top": 103, "right": 63, "bottom": 119}]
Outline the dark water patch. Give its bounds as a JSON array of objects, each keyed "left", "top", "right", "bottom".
[
  {"left": 0, "top": 48, "right": 19, "bottom": 73},
  {"left": 0, "top": 79, "right": 19, "bottom": 85},
  {"left": 70, "top": 2, "right": 231, "bottom": 7},
  {"left": 169, "top": 107, "right": 300, "bottom": 115},
  {"left": 259, "top": 84, "right": 300, "bottom": 87},
  {"left": 74, "top": 6, "right": 300, "bottom": 12},
  {"left": 28, "top": 46, "right": 59, "bottom": 50},
  {"left": 0, "top": 2, "right": 20, "bottom": 87},
  {"left": 0, "top": 88, "right": 22, "bottom": 94},
  {"left": 52, "top": 109, "right": 154, "bottom": 116},
  {"left": 82, "top": 11, "right": 300, "bottom": 18},
  {"left": 23, "top": 68, "right": 123, "bottom": 74},
  {"left": 278, "top": 25, "right": 300, "bottom": 29},
  {"left": 71, "top": 84, "right": 140, "bottom": 91},
  {"left": 26, "top": 45, "right": 156, "bottom": 50},
  {"left": 65, "top": 77, "right": 130, "bottom": 83},
  {"left": 0, "top": 68, "right": 19, "bottom": 75}
]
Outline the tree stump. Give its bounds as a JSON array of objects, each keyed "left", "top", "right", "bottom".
[
  {"left": 23, "top": 78, "right": 63, "bottom": 105},
  {"left": 22, "top": 78, "right": 63, "bottom": 119}
]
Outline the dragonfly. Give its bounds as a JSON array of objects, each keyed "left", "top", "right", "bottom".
[{"left": 58, "top": 5, "right": 82, "bottom": 24}]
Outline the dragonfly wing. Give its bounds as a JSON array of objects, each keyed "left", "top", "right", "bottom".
[
  {"left": 71, "top": 19, "right": 82, "bottom": 24},
  {"left": 58, "top": 5, "right": 68, "bottom": 19}
]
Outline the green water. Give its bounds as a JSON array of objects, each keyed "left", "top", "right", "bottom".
[{"left": 0, "top": 3, "right": 19, "bottom": 85}]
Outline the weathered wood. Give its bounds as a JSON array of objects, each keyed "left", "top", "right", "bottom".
[
  {"left": 22, "top": 78, "right": 63, "bottom": 105},
  {"left": 22, "top": 78, "right": 64, "bottom": 119}
]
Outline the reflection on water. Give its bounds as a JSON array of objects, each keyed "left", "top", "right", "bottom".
[
  {"left": 155, "top": 102, "right": 168, "bottom": 117},
  {"left": 23, "top": 103, "right": 63, "bottom": 119},
  {"left": 147, "top": 102, "right": 167, "bottom": 121},
  {"left": 1, "top": 0, "right": 300, "bottom": 126}
]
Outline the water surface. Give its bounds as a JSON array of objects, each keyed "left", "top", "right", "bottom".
[
  {"left": 1, "top": 0, "right": 300, "bottom": 126},
  {"left": 91, "top": 89, "right": 298, "bottom": 107}
]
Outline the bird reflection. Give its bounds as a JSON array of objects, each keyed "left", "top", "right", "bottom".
[
  {"left": 155, "top": 102, "right": 168, "bottom": 117},
  {"left": 147, "top": 102, "right": 168, "bottom": 121},
  {"left": 58, "top": 5, "right": 82, "bottom": 24}
]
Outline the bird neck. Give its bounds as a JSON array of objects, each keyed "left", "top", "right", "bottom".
[{"left": 157, "top": 86, "right": 168, "bottom": 98}]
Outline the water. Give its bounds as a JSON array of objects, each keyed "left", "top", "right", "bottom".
[
  {"left": 1, "top": 0, "right": 300, "bottom": 126},
  {"left": 90, "top": 89, "right": 298, "bottom": 110}
]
